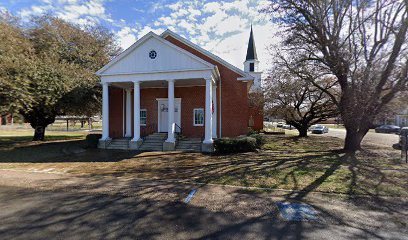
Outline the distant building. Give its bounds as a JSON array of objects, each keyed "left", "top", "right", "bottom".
[
  {"left": 0, "top": 114, "right": 13, "bottom": 125},
  {"left": 378, "top": 109, "right": 408, "bottom": 127}
]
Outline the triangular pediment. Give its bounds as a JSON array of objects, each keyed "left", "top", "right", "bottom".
[{"left": 97, "top": 32, "right": 214, "bottom": 75}]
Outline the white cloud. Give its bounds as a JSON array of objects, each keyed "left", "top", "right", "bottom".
[
  {"left": 18, "top": 0, "right": 112, "bottom": 26},
  {"left": 203, "top": 2, "right": 221, "bottom": 13},
  {"left": 14, "top": 0, "right": 278, "bottom": 72},
  {"left": 117, "top": 27, "right": 137, "bottom": 50},
  {"left": 154, "top": 0, "right": 278, "bottom": 71}
]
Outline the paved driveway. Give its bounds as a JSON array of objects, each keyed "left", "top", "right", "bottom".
[
  {"left": 325, "top": 128, "right": 399, "bottom": 148},
  {"left": 0, "top": 170, "right": 407, "bottom": 240}
]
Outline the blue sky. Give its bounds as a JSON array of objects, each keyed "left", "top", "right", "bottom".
[{"left": 0, "top": 0, "right": 278, "bottom": 70}]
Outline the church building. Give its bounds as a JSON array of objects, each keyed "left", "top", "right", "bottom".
[{"left": 97, "top": 27, "right": 263, "bottom": 152}]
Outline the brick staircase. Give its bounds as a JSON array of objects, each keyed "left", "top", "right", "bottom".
[
  {"left": 105, "top": 138, "right": 130, "bottom": 150},
  {"left": 175, "top": 137, "right": 202, "bottom": 152},
  {"left": 103, "top": 133, "right": 202, "bottom": 152},
  {"left": 139, "top": 133, "right": 167, "bottom": 151}
]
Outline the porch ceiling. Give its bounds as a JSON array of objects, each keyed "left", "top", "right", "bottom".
[{"left": 110, "top": 78, "right": 206, "bottom": 89}]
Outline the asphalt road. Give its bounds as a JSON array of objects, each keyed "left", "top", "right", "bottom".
[
  {"left": 326, "top": 128, "right": 399, "bottom": 148},
  {"left": 0, "top": 170, "right": 407, "bottom": 240}
]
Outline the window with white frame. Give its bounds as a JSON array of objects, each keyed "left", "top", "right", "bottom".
[
  {"left": 140, "top": 109, "right": 147, "bottom": 126},
  {"left": 193, "top": 108, "right": 204, "bottom": 126}
]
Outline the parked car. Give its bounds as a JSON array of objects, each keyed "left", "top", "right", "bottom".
[
  {"left": 311, "top": 125, "right": 329, "bottom": 134},
  {"left": 276, "top": 122, "right": 285, "bottom": 127},
  {"left": 282, "top": 124, "right": 294, "bottom": 130},
  {"left": 308, "top": 124, "right": 320, "bottom": 131},
  {"left": 375, "top": 125, "right": 400, "bottom": 134}
]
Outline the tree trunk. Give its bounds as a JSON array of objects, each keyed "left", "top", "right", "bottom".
[
  {"left": 298, "top": 127, "right": 308, "bottom": 137},
  {"left": 33, "top": 126, "right": 46, "bottom": 141},
  {"left": 343, "top": 127, "right": 368, "bottom": 153}
]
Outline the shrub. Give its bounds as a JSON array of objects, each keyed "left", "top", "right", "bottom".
[
  {"left": 247, "top": 128, "right": 258, "bottom": 136},
  {"left": 214, "top": 137, "right": 257, "bottom": 154},
  {"left": 249, "top": 134, "right": 266, "bottom": 148},
  {"left": 86, "top": 134, "right": 102, "bottom": 148}
]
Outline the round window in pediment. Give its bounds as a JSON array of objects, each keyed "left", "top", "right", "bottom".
[{"left": 149, "top": 50, "right": 157, "bottom": 59}]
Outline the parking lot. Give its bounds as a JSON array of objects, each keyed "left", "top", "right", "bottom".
[{"left": 326, "top": 128, "right": 399, "bottom": 149}]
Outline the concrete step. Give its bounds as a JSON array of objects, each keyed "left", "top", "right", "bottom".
[
  {"left": 139, "top": 147, "right": 163, "bottom": 151},
  {"left": 177, "top": 145, "right": 201, "bottom": 148},
  {"left": 108, "top": 143, "right": 129, "bottom": 147},
  {"left": 140, "top": 144, "right": 163, "bottom": 148},
  {"left": 176, "top": 143, "right": 201, "bottom": 146},
  {"left": 143, "top": 139, "right": 165, "bottom": 143},
  {"left": 106, "top": 146, "right": 129, "bottom": 150}
]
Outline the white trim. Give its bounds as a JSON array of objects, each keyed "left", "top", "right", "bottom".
[
  {"left": 156, "top": 98, "right": 182, "bottom": 101},
  {"left": 122, "top": 89, "right": 125, "bottom": 137},
  {"left": 139, "top": 85, "right": 205, "bottom": 89},
  {"left": 132, "top": 80, "right": 141, "bottom": 142},
  {"left": 156, "top": 98, "right": 181, "bottom": 133},
  {"left": 203, "top": 78, "right": 213, "bottom": 144},
  {"left": 219, "top": 76, "right": 222, "bottom": 138},
  {"left": 101, "top": 82, "right": 110, "bottom": 140},
  {"left": 140, "top": 109, "right": 147, "bottom": 126},
  {"left": 100, "top": 69, "right": 214, "bottom": 84},
  {"left": 161, "top": 29, "right": 254, "bottom": 81},
  {"left": 98, "top": 67, "right": 214, "bottom": 77},
  {"left": 193, "top": 108, "right": 204, "bottom": 126},
  {"left": 96, "top": 32, "right": 216, "bottom": 75}
]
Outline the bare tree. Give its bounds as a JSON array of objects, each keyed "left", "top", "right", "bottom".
[
  {"left": 264, "top": 63, "right": 338, "bottom": 137},
  {"left": 267, "top": 0, "right": 408, "bottom": 152}
]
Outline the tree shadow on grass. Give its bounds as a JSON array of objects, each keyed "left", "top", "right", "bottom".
[{"left": 0, "top": 137, "right": 140, "bottom": 163}]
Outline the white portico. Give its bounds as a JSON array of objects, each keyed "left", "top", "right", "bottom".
[{"left": 96, "top": 32, "right": 220, "bottom": 152}]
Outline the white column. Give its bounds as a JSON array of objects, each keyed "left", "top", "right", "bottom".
[
  {"left": 102, "top": 82, "right": 110, "bottom": 140},
  {"left": 132, "top": 80, "right": 141, "bottom": 142},
  {"left": 166, "top": 79, "right": 176, "bottom": 143},
  {"left": 212, "top": 84, "right": 217, "bottom": 138},
  {"left": 203, "top": 78, "right": 213, "bottom": 144},
  {"left": 125, "top": 89, "right": 132, "bottom": 137}
]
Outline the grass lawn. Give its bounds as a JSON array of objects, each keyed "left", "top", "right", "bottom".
[{"left": 0, "top": 130, "right": 407, "bottom": 197}]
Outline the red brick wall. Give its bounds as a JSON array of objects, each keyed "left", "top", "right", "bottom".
[
  {"left": 122, "top": 87, "right": 207, "bottom": 138},
  {"left": 108, "top": 36, "right": 260, "bottom": 138},
  {"left": 124, "top": 87, "right": 206, "bottom": 139},
  {"left": 249, "top": 107, "right": 264, "bottom": 131},
  {"left": 109, "top": 86, "right": 123, "bottom": 138},
  {"left": 165, "top": 36, "right": 250, "bottom": 137}
]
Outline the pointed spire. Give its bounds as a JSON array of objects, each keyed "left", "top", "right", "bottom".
[{"left": 245, "top": 25, "right": 258, "bottom": 61}]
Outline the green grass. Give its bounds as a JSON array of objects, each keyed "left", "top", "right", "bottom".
[{"left": 0, "top": 130, "right": 87, "bottom": 163}]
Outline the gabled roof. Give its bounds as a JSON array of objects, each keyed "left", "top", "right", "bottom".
[
  {"left": 160, "top": 29, "right": 254, "bottom": 81},
  {"left": 246, "top": 25, "right": 258, "bottom": 61},
  {"left": 96, "top": 32, "right": 216, "bottom": 76}
]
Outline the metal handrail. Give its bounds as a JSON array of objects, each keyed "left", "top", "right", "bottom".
[{"left": 175, "top": 123, "right": 182, "bottom": 136}]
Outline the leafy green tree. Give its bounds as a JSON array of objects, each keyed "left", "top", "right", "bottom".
[
  {"left": 19, "top": 16, "right": 120, "bottom": 140},
  {"left": 0, "top": 15, "right": 32, "bottom": 115}
]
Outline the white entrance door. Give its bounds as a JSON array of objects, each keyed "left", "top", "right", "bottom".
[{"left": 158, "top": 99, "right": 181, "bottom": 133}]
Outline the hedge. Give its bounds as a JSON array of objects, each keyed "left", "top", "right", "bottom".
[
  {"left": 214, "top": 137, "right": 257, "bottom": 154},
  {"left": 248, "top": 134, "right": 266, "bottom": 148}
]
